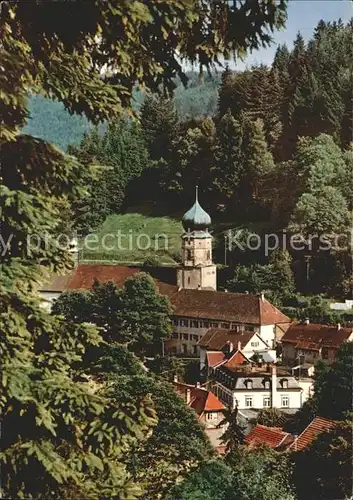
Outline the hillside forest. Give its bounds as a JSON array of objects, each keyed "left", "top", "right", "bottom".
[
  {"left": 2, "top": 1, "right": 353, "bottom": 499},
  {"left": 25, "top": 19, "right": 353, "bottom": 312}
]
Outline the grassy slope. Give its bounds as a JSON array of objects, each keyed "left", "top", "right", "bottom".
[{"left": 81, "top": 213, "right": 183, "bottom": 265}]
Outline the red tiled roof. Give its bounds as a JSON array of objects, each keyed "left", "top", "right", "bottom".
[
  {"left": 223, "top": 350, "right": 251, "bottom": 368},
  {"left": 42, "top": 265, "right": 289, "bottom": 326},
  {"left": 43, "top": 264, "right": 178, "bottom": 297},
  {"left": 289, "top": 417, "right": 337, "bottom": 452},
  {"left": 170, "top": 290, "right": 290, "bottom": 325},
  {"left": 198, "top": 329, "right": 265, "bottom": 351},
  {"left": 41, "top": 271, "right": 76, "bottom": 292},
  {"left": 282, "top": 323, "right": 353, "bottom": 350},
  {"left": 173, "top": 382, "right": 225, "bottom": 415},
  {"left": 206, "top": 351, "right": 226, "bottom": 368},
  {"left": 245, "top": 425, "right": 293, "bottom": 449}
]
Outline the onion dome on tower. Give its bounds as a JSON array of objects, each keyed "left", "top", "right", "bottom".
[{"left": 182, "top": 186, "right": 211, "bottom": 232}]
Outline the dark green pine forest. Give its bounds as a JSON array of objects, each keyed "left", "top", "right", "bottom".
[{"left": 25, "top": 19, "right": 353, "bottom": 311}]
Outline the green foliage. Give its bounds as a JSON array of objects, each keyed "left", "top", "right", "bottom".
[
  {"left": 293, "top": 419, "right": 353, "bottom": 500},
  {"left": 53, "top": 273, "right": 173, "bottom": 353},
  {"left": 112, "top": 375, "right": 214, "bottom": 498},
  {"left": 167, "top": 460, "right": 233, "bottom": 500},
  {"left": 79, "top": 212, "right": 182, "bottom": 265},
  {"left": 313, "top": 342, "right": 353, "bottom": 420},
  {"left": 227, "top": 447, "right": 296, "bottom": 500},
  {"left": 218, "top": 407, "right": 245, "bottom": 453},
  {"left": 284, "top": 397, "right": 319, "bottom": 435},
  {"left": 69, "top": 119, "right": 150, "bottom": 232},
  {"left": 226, "top": 250, "right": 294, "bottom": 304},
  {"left": 146, "top": 355, "right": 185, "bottom": 382},
  {"left": 255, "top": 408, "right": 288, "bottom": 428}
]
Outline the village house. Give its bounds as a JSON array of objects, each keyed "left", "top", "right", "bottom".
[
  {"left": 198, "top": 328, "right": 276, "bottom": 374},
  {"left": 40, "top": 189, "right": 290, "bottom": 357},
  {"left": 244, "top": 424, "right": 294, "bottom": 450},
  {"left": 211, "top": 364, "right": 305, "bottom": 411},
  {"left": 173, "top": 377, "right": 227, "bottom": 453},
  {"left": 281, "top": 321, "right": 353, "bottom": 366}
]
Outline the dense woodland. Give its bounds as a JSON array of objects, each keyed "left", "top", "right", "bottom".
[
  {"left": 1, "top": 1, "right": 352, "bottom": 499},
  {"left": 62, "top": 19, "right": 353, "bottom": 305}
]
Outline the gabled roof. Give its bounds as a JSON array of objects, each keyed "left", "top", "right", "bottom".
[
  {"left": 206, "top": 351, "right": 226, "bottom": 368},
  {"left": 198, "top": 329, "right": 267, "bottom": 351},
  {"left": 42, "top": 264, "right": 178, "bottom": 297},
  {"left": 282, "top": 322, "right": 353, "bottom": 350},
  {"left": 245, "top": 424, "right": 294, "bottom": 449},
  {"left": 289, "top": 416, "right": 337, "bottom": 452},
  {"left": 223, "top": 350, "right": 251, "bottom": 368},
  {"left": 173, "top": 382, "right": 225, "bottom": 415},
  {"left": 171, "top": 290, "right": 290, "bottom": 325},
  {"left": 42, "top": 265, "right": 290, "bottom": 326}
]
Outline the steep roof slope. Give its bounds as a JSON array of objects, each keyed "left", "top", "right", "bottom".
[
  {"left": 289, "top": 416, "right": 337, "bottom": 452},
  {"left": 245, "top": 424, "right": 293, "bottom": 449},
  {"left": 282, "top": 323, "right": 353, "bottom": 349},
  {"left": 171, "top": 290, "right": 290, "bottom": 324}
]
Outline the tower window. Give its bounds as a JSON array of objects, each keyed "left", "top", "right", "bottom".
[
  {"left": 186, "top": 249, "right": 192, "bottom": 260},
  {"left": 187, "top": 276, "right": 191, "bottom": 284},
  {"left": 207, "top": 250, "right": 211, "bottom": 260}
]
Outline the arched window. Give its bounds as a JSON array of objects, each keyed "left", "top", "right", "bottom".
[
  {"left": 186, "top": 249, "right": 192, "bottom": 260},
  {"left": 187, "top": 276, "right": 191, "bottom": 285},
  {"left": 207, "top": 250, "right": 211, "bottom": 260}
]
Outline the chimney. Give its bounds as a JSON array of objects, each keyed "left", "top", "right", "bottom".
[
  {"left": 237, "top": 340, "right": 242, "bottom": 352},
  {"left": 337, "top": 323, "right": 341, "bottom": 330},
  {"left": 186, "top": 388, "right": 191, "bottom": 405},
  {"left": 271, "top": 365, "right": 277, "bottom": 408},
  {"left": 173, "top": 374, "right": 178, "bottom": 383},
  {"left": 260, "top": 292, "right": 265, "bottom": 302},
  {"left": 197, "top": 284, "right": 201, "bottom": 291},
  {"left": 305, "top": 318, "right": 310, "bottom": 325},
  {"left": 70, "top": 235, "right": 79, "bottom": 267},
  {"left": 228, "top": 341, "right": 234, "bottom": 353},
  {"left": 245, "top": 290, "right": 249, "bottom": 294},
  {"left": 196, "top": 382, "right": 200, "bottom": 388}
]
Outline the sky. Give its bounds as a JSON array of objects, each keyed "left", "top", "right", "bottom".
[{"left": 229, "top": 0, "right": 352, "bottom": 70}]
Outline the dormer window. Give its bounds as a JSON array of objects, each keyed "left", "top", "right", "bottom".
[
  {"left": 264, "top": 380, "right": 270, "bottom": 389},
  {"left": 282, "top": 379, "right": 288, "bottom": 389},
  {"left": 245, "top": 379, "right": 253, "bottom": 390}
]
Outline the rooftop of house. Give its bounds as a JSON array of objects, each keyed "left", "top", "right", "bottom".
[
  {"left": 171, "top": 289, "right": 290, "bottom": 325},
  {"left": 42, "top": 264, "right": 290, "bottom": 325},
  {"left": 173, "top": 381, "right": 225, "bottom": 415},
  {"left": 198, "top": 329, "right": 267, "bottom": 351},
  {"left": 215, "top": 366, "right": 301, "bottom": 391},
  {"left": 289, "top": 416, "right": 337, "bottom": 452},
  {"left": 245, "top": 424, "right": 294, "bottom": 450},
  {"left": 282, "top": 322, "right": 353, "bottom": 349},
  {"left": 41, "top": 264, "right": 178, "bottom": 297},
  {"left": 206, "top": 351, "right": 226, "bottom": 368}
]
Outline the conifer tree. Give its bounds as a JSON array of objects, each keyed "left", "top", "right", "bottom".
[
  {"left": 214, "top": 109, "right": 244, "bottom": 204},
  {"left": 242, "top": 118, "right": 275, "bottom": 202},
  {"left": 217, "top": 64, "right": 234, "bottom": 118},
  {"left": 140, "top": 95, "right": 179, "bottom": 163}
]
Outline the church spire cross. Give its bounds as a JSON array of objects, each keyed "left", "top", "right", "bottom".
[{"left": 195, "top": 185, "right": 199, "bottom": 202}]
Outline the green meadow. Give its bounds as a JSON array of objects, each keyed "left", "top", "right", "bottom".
[{"left": 80, "top": 213, "right": 183, "bottom": 265}]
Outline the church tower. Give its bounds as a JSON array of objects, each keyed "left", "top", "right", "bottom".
[{"left": 177, "top": 187, "right": 217, "bottom": 291}]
